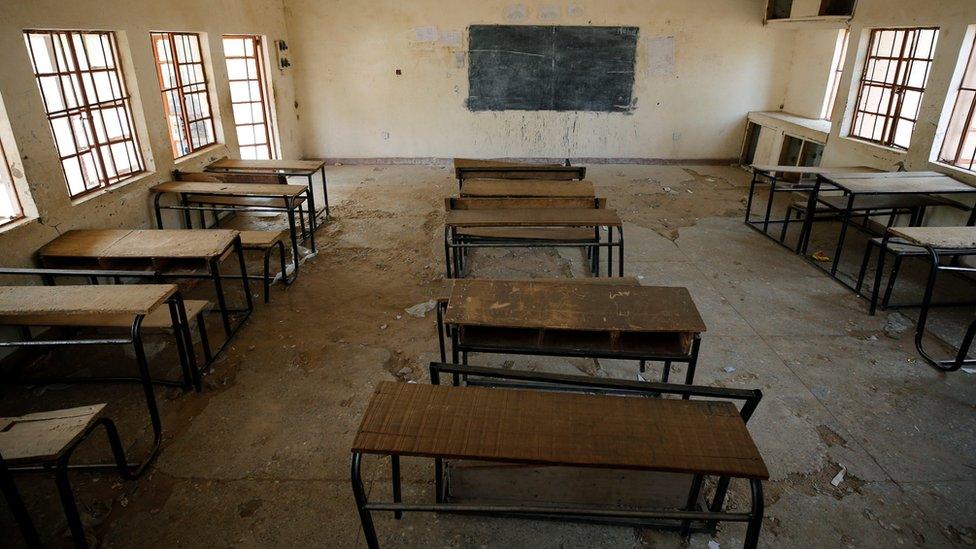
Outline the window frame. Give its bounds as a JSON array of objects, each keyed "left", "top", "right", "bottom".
[
  {"left": 821, "top": 29, "right": 849, "bottom": 120},
  {"left": 0, "top": 139, "right": 23, "bottom": 227},
  {"left": 222, "top": 34, "right": 278, "bottom": 160},
  {"left": 849, "top": 27, "right": 939, "bottom": 150},
  {"left": 150, "top": 31, "right": 217, "bottom": 159},
  {"left": 23, "top": 29, "right": 147, "bottom": 199},
  {"left": 938, "top": 33, "right": 976, "bottom": 172}
]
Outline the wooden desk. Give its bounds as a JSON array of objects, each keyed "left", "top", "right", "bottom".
[
  {"left": 441, "top": 279, "right": 705, "bottom": 384},
  {"left": 38, "top": 230, "right": 251, "bottom": 341},
  {"left": 0, "top": 284, "right": 197, "bottom": 473},
  {"left": 444, "top": 209, "right": 624, "bottom": 277},
  {"left": 798, "top": 172, "right": 976, "bottom": 284},
  {"left": 745, "top": 165, "right": 879, "bottom": 242},
  {"left": 460, "top": 179, "right": 595, "bottom": 198},
  {"left": 151, "top": 180, "right": 314, "bottom": 257},
  {"left": 350, "top": 379, "right": 767, "bottom": 548},
  {"left": 206, "top": 157, "right": 329, "bottom": 220},
  {"left": 454, "top": 158, "right": 586, "bottom": 182}
]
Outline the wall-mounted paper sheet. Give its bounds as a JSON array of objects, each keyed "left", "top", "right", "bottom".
[
  {"left": 414, "top": 26, "right": 438, "bottom": 42},
  {"left": 647, "top": 36, "right": 675, "bottom": 77}
]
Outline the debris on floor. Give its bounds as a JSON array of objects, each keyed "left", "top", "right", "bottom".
[
  {"left": 405, "top": 299, "right": 437, "bottom": 318},
  {"left": 830, "top": 466, "right": 847, "bottom": 487},
  {"left": 811, "top": 250, "right": 830, "bottom": 262},
  {"left": 883, "top": 312, "right": 913, "bottom": 339}
]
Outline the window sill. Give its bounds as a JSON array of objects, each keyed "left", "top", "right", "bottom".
[
  {"left": 932, "top": 160, "right": 976, "bottom": 181},
  {"left": 70, "top": 170, "right": 157, "bottom": 206},
  {"left": 0, "top": 215, "right": 38, "bottom": 235},
  {"left": 838, "top": 136, "right": 908, "bottom": 158},
  {"left": 173, "top": 143, "right": 226, "bottom": 168}
]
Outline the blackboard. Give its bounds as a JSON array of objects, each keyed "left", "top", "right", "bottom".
[{"left": 467, "top": 25, "right": 639, "bottom": 113}]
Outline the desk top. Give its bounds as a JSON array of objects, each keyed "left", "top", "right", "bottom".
[
  {"left": 353, "top": 382, "right": 768, "bottom": 479},
  {"left": 152, "top": 181, "right": 307, "bottom": 197},
  {"left": 751, "top": 164, "right": 878, "bottom": 175},
  {"left": 207, "top": 157, "right": 324, "bottom": 174},
  {"left": 0, "top": 405, "right": 106, "bottom": 464},
  {"left": 454, "top": 158, "right": 570, "bottom": 170},
  {"left": 0, "top": 284, "right": 176, "bottom": 321},
  {"left": 461, "top": 180, "right": 595, "bottom": 198},
  {"left": 824, "top": 172, "right": 976, "bottom": 194},
  {"left": 444, "top": 279, "right": 705, "bottom": 333},
  {"left": 888, "top": 226, "right": 976, "bottom": 249},
  {"left": 446, "top": 208, "right": 621, "bottom": 227},
  {"left": 39, "top": 229, "right": 238, "bottom": 261}
]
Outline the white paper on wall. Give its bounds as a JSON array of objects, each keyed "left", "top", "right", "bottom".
[
  {"left": 414, "top": 26, "right": 438, "bottom": 42},
  {"left": 504, "top": 5, "right": 529, "bottom": 23},
  {"left": 539, "top": 4, "right": 561, "bottom": 21},
  {"left": 440, "top": 29, "right": 462, "bottom": 47},
  {"left": 567, "top": 2, "right": 584, "bottom": 17},
  {"left": 647, "top": 36, "right": 675, "bottom": 77}
]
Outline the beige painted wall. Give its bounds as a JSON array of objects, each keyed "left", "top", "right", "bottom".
[
  {"left": 822, "top": 0, "right": 976, "bottom": 192},
  {"left": 0, "top": 0, "right": 299, "bottom": 267},
  {"left": 782, "top": 28, "right": 843, "bottom": 119},
  {"left": 284, "top": 0, "right": 797, "bottom": 160}
]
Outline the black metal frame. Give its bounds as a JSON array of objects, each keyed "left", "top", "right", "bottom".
[
  {"left": 350, "top": 363, "right": 765, "bottom": 549},
  {"left": 3, "top": 415, "right": 141, "bottom": 548},
  {"left": 743, "top": 168, "right": 835, "bottom": 247},
  {"left": 435, "top": 300, "right": 702, "bottom": 386},
  {"left": 868, "top": 237, "right": 976, "bottom": 371},
  {"left": 205, "top": 162, "right": 330, "bottom": 222},
  {"left": 444, "top": 225, "right": 624, "bottom": 278},
  {"left": 795, "top": 175, "right": 976, "bottom": 291}
]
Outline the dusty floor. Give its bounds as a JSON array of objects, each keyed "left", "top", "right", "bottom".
[{"left": 2, "top": 164, "right": 975, "bottom": 548}]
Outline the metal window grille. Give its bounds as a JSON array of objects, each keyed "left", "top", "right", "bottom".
[
  {"left": 850, "top": 27, "right": 939, "bottom": 150},
  {"left": 150, "top": 32, "right": 217, "bottom": 159},
  {"left": 938, "top": 33, "right": 976, "bottom": 172},
  {"left": 223, "top": 35, "right": 277, "bottom": 160},
  {"left": 24, "top": 30, "right": 146, "bottom": 198}
]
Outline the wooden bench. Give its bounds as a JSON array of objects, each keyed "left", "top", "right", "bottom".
[
  {"left": 870, "top": 226, "right": 976, "bottom": 371},
  {"left": 205, "top": 157, "right": 330, "bottom": 221},
  {"left": 440, "top": 279, "right": 705, "bottom": 384},
  {"left": 460, "top": 179, "right": 596, "bottom": 198},
  {"left": 2, "top": 404, "right": 139, "bottom": 546},
  {"left": 351, "top": 367, "right": 768, "bottom": 548},
  {"left": 454, "top": 158, "right": 586, "bottom": 183},
  {"left": 444, "top": 208, "right": 623, "bottom": 278},
  {"left": 239, "top": 230, "right": 294, "bottom": 302},
  {"left": 151, "top": 180, "right": 314, "bottom": 258}
]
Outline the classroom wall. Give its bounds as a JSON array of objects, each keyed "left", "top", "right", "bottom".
[
  {"left": 283, "top": 0, "right": 797, "bottom": 161},
  {"left": 781, "top": 28, "right": 842, "bottom": 119},
  {"left": 820, "top": 0, "right": 976, "bottom": 194},
  {"left": 0, "top": 0, "right": 298, "bottom": 267}
]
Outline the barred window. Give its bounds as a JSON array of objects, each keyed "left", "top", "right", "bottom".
[
  {"left": 24, "top": 30, "right": 146, "bottom": 198},
  {"left": 223, "top": 35, "right": 277, "bottom": 160},
  {"left": 822, "top": 30, "right": 849, "bottom": 120},
  {"left": 0, "top": 140, "right": 22, "bottom": 226},
  {"left": 938, "top": 33, "right": 976, "bottom": 172},
  {"left": 850, "top": 28, "right": 939, "bottom": 150},
  {"left": 151, "top": 32, "right": 216, "bottom": 158}
]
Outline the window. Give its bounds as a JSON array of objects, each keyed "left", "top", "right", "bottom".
[
  {"left": 24, "top": 30, "right": 146, "bottom": 198},
  {"left": 850, "top": 27, "right": 939, "bottom": 150},
  {"left": 223, "top": 35, "right": 277, "bottom": 160},
  {"left": 938, "top": 34, "right": 976, "bottom": 172},
  {"left": 150, "top": 32, "right": 216, "bottom": 158},
  {"left": 0, "top": 140, "right": 22, "bottom": 226},
  {"left": 821, "top": 30, "right": 849, "bottom": 120}
]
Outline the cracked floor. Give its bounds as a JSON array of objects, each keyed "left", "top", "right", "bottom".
[{"left": 2, "top": 164, "right": 974, "bottom": 548}]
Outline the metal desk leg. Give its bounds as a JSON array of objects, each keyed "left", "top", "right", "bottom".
[
  {"left": 743, "top": 479, "right": 764, "bottom": 549},
  {"left": 443, "top": 226, "right": 453, "bottom": 278},
  {"left": 153, "top": 193, "right": 166, "bottom": 230},
  {"left": 830, "top": 193, "right": 856, "bottom": 277},
  {"left": 762, "top": 178, "right": 778, "bottom": 233},
  {"left": 318, "top": 166, "right": 330, "bottom": 220},
  {"left": 130, "top": 317, "right": 162, "bottom": 475},
  {"left": 391, "top": 455, "right": 402, "bottom": 519},
  {"left": 304, "top": 189, "right": 318, "bottom": 252},
  {"left": 234, "top": 236, "right": 254, "bottom": 314},
  {"left": 209, "top": 256, "right": 234, "bottom": 338},
  {"left": 351, "top": 453, "right": 380, "bottom": 549},
  {"left": 797, "top": 177, "right": 823, "bottom": 254},
  {"left": 0, "top": 457, "right": 41, "bottom": 549},
  {"left": 606, "top": 226, "right": 613, "bottom": 277},
  {"left": 179, "top": 193, "right": 193, "bottom": 229},
  {"left": 744, "top": 172, "right": 758, "bottom": 223},
  {"left": 286, "top": 198, "right": 302, "bottom": 270},
  {"left": 869, "top": 232, "right": 891, "bottom": 316},
  {"left": 617, "top": 226, "right": 625, "bottom": 277}
]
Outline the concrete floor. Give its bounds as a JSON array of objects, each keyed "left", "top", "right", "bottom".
[{"left": 2, "top": 164, "right": 975, "bottom": 548}]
